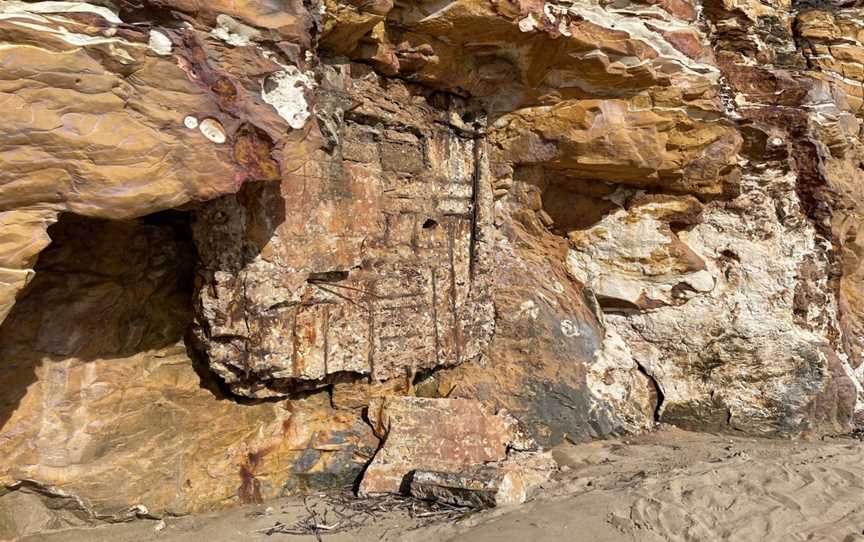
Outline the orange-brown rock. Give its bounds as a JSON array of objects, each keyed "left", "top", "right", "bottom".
[
  {"left": 189, "top": 62, "right": 494, "bottom": 398},
  {"left": 320, "top": 0, "right": 723, "bottom": 109},
  {"left": 4, "top": 0, "right": 864, "bottom": 534},
  {"left": 143, "top": 0, "right": 315, "bottom": 43},
  {"left": 358, "top": 397, "right": 541, "bottom": 495},
  {"left": 421, "top": 179, "right": 659, "bottom": 444},
  {"left": 0, "top": 0, "right": 317, "bottom": 322},
  {"left": 0, "top": 213, "right": 375, "bottom": 538},
  {"left": 0, "top": 208, "right": 57, "bottom": 323},
  {"left": 0, "top": 10, "right": 240, "bottom": 218},
  {"left": 490, "top": 100, "right": 741, "bottom": 197}
]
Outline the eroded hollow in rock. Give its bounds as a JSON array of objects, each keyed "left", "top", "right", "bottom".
[
  {"left": 0, "top": 211, "right": 196, "bottom": 428},
  {"left": 513, "top": 166, "right": 620, "bottom": 235}
]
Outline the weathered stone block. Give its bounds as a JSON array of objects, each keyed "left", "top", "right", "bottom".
[
  {"left": 410, "top": 451, "right": 556, "bottom": 507},
  {"left": 358, "top": 397, "right": 537, "bottom": 496}
]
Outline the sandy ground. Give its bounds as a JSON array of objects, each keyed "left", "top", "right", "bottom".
[{"left": 21, "top": 427, "right": 864, "bottom": 542}]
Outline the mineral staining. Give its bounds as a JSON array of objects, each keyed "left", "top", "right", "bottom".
[{"left": 2, "top": 0, "right": 864, "bottom": 533}]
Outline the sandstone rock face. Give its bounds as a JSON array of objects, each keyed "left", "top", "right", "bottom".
[
  {"left": 0, "top": 208, "right": 57, "bottom": 323},
  {"left": 0, "top": 213, "right": 375, "bottom": 538},
  {"left": 3, "top": 0, "right": 864, "bottom": 533},
  {"left": 0, "top": 0, "right": 316, "bottom": 319},
  {"left": 190, "top": 66, "right": 494, "bottom": 398},
  {"left": 357, "top": 397, "right": 543, "bottom": 496}
]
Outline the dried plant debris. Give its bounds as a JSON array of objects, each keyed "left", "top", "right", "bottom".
[{"left": 256, "top": 490, "right": 475, "bottom": 538}]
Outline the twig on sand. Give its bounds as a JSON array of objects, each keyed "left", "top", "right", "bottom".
[{"left": 256, "top": 487, "right": 476, "bottom": 538}]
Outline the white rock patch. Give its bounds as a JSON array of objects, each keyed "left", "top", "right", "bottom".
[
  {"left": 199, "top": 118, "right": 226, "bottom": 144},
  {"left": 148, "top": 30, "right": 171, "bottom": 56},
  {"left": 518, "top": 13, "right": 538, "bottom": 32},
  {"left": 518, "top": 300, "right": 539, "bottom": 320},
  {"left": 586, "top": 323, "right": 656, "bottom": 433},
  {"left": 261, "top": 67, "right": 313, "bottom": 130},
  {"left": 560, "top": 320, "right": 581, "bottom": 337},
  {"left": 0, "top": 3, "right": 143, "bottom": 58},
  {"left": 210, "top": 14, "right": 261, "bottom": 47},
  {"left": 580, "top": 168, "right": 860, "bottom": 431},
  {"left": 0, "top": 1, "right": 121, "bottom": 23},
  {"left": 567, "top": 197, "right": 715, "bottom": 307}
]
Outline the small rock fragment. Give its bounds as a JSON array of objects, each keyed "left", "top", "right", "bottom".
[
  {"left": 410, "top": 451, "right": 556, "bottom": 508},
  {"left": 410, "top": 469, "right": 501, "bottom": 508},
  {"left": 199, "top": 118, "right": 226, "bottom": 144},
  {"left": 183, "top": 116, "right": 198, "bottom": 129}
]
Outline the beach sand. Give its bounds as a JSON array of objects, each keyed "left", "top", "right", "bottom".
[{"left": 19, "top": 427, "right": 864, "bottom": 542}]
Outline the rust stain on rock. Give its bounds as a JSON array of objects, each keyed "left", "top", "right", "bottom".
[
  {"left": 233, "top": 124, "right": 281, "bottom": 181},
  {"left": 211, "top": 76, "right": 240, "bottom": 110},
  {"left": 238, "top": 447, "right": 273, "bottom": 504}
]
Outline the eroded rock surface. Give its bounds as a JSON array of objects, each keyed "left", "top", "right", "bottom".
[
  {"left": 0, "top": 213, "right": 375, "bottom": 536},
  {"left": 359, "top": 397, "right": 554, "bottom": 505},
  {"left": 190, "top": 66, "right": 494, "bottom": 398},
  {"left": 3, "top": 0, "right": 864, "bottom": 533},
  {"left": 409, "top": 451, "right": 557, "bottom": 508},
  {"left": 555, "top": 0, "right": 864, "bottom": 434}
]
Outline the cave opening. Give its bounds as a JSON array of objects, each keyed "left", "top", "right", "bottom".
[{"left": 0, "top": 209, "right": 198, "bottom": 428}]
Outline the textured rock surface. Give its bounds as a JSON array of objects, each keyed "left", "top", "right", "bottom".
[
  {"left": 409, "top": 451, "right": 556, "bottom": 507},
  {"left": 0, "top": 208, "right": 57, "bottom": 323},
  {"left": 0, "top": 213, "right": 375, "bottom": 532},
  {"left": 357, "top": 397, "right": 540, "bottom": 495},
  {"left": 190, "top": 67, "right": 494, "bottom": 398},
  {"left": 3, "top": 0, "right": 864, "bottom": 533}
]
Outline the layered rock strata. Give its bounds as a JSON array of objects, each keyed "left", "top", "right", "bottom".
[
  {"left": 1, "top": 0, "right": 864, "bottom": 535},
  {"left": 190, "top": 66, "right": 494, "bottom": 398}
]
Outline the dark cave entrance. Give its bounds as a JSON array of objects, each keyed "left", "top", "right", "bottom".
[{"left": 0, "top": 210, "right": 197, "bottom": 428}]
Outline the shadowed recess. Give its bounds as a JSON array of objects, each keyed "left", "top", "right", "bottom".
[{"left": 0, "top": 211, "right": 196, "bottom": 429}]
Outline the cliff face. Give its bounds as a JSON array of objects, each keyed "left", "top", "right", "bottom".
[{"left": 1, "top": 0, "right": 864, "bottom": 535}]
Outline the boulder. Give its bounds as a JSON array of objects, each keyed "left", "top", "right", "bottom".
[
  {"left": 409, "top": 451, "right": 557, "bottom": 508},
  {"left": 358, "top": 397, "right": 541, "bottom": 496}
]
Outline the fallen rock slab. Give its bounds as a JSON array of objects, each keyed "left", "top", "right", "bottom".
[
  {"left": 410, "top": 451, "right": 556, "bottom": 507},
  {"left": 358, "top": 396, "right": 555, "bottom": 504},
  {"left": 409, "top": 469, "right": 502, "bottom": 508}
]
